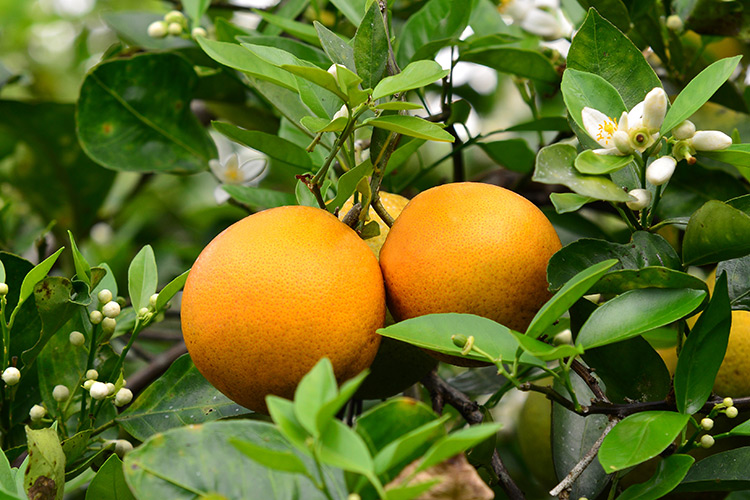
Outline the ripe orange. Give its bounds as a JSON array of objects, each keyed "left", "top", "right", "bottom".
[
  {"left": 379, "top": 182, "right": 561, "bottom": 337},
  {"left": 181, "top": 205, "right": 385, "bottom": 413}
]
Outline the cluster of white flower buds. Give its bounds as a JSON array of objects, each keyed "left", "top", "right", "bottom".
[
  {"left": 147, "top": 10, "right": 206, "bottom": 39},
  {"left": 82, "top": 369, "right": 133, "bottom": 406},
  {"left": 697, "top": 398, "right": 740, "bottom": 449},
  {"left": 670, "top": 120, "right": 732, "bottom": 164},
  {"left": 88, "top": 289, "right": 122, "bottom": 337}
]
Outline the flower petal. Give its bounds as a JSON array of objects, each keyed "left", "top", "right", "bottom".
[
  {"left": 642, "top": 87, "right": 668, "bottom": 131},
  {"left": 582, "top": 107, "right": 617, "bottom": 147}
]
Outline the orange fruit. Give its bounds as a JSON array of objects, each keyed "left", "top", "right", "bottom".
[
  {"left": 380, "top": 182, "right": 561, "bottom": 336},
  {"left": 340, "top": 192, "right": 410, "bottom": 258},
  {"left": 181, "top": 205, "right": 385, "bottom": 413}
]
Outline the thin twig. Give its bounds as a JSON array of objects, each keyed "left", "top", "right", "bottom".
[
  {"left": 518, "top": 383, "right": 579, "bottom": 414},
  {"left": 549, "top": 417, "right": 620, "bottom": 497},
  {"left": 570, "top": 359, "right": 609, "bottom": 403}
]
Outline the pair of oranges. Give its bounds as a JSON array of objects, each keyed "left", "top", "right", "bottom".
[{"left": 180, "top": 182, "right": 562, "bottom": 413}]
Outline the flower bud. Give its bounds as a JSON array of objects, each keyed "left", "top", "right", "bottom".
[
  {"left": 327, "top": 63, "right": 342, "bottom": 78},
  {"left": 147, "top": 21, "right": 168, "bottom": 38},
  {"left": 672, "top": 120, "right": 696, "bottom": 140},
  {"left": 332, "top": 104, "right": 349, "bottom": 121},
  {"left": 102, "top": 317, "right": 116, "bottom": 335},
  {"left": 89, "top": 381, "right": 109, "bottom": 400},
  {"left": 690, "top": 130, "right": 732, "bottom": 151},
  {"left": 114, "top": 439, "right": 134, "bottom": 457},
  {"left": 726, "top": 406, "right": 739, "bottom": 418},
  {"left": 115, "top": 388, "right": 133, "bottom": 407},
  {"left": 106, "top": 382, "right": 116, "bottom": 395},
  {"left": 52, "top": 385, "right": 70, "bottom": 402},
  {"left": 138, "top": 307, "right": 150, "bottom": 318},
  {"left": 666, "top": 15, "right": 683, "bottom": 31},
  {"left": 69, "top": 331, "right": 85, "bottom": 346},
  {"left": 700, "top": 417, "right": 714, "bottom": 431},
  {"left": 0, "top": 283, "right": 7, "bottom": 296},
  {"left": 642, "top": 88, "right": 668, "bottom": 132},
  {"left": 553, "top": 329, "right": 573, "bottom": 345},
  {"left": 82, "top": 379, "right": 95, "bottom": 390},
  {"left": 451, "top": 334, "right": 469, "bottom": 348},
  {"left": 613, "top": 130, "right": 633, "bottom": 154},
  {"left": 86, "top": 369, "right": 98, "bottom": 381},
  {"left": 700, "top": 434, "right": 715, "bottom": 448},
  {"left": 646, "top": 156, "right": 677, "bottom": 186},
  {"left": 724, "top": 397, "right": 734, "bottom": 407},
  {"left": 102, "top": 301, "right": 121, "bottom": 318},
  {"left": 164, "top": 10, "right": 185, "bottom": 24},
  {"left": 97, "top": 289, "right": 113, "bottom": 304},
  {"left": 89, "top": 310, "right": 103, "bottom": 325},
  {"left": 626, "top": 189, "right": 652, "bottom": 211},
  {"left": 191, "top": 27, "right": 207, "bottom": 38},
  {"left": 149, "top": 293, "right": 159, "bottom": 308},
  {"left": 2, "top": 367, "right": 20, "bottom": 386},
  {"left": 672, "top": 139, "right": 695, "bottom": 163},
  {"left": 167, "top": 22, "right": 183, "bottom": 36},
  {"left": 29, "top": 405, "right": 46, "bottom": 422}
]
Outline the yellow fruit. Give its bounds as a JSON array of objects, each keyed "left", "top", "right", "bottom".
[
  {"left": 181, "top": 205, "right": 385, "bottom": 413},
  {"left": 379, "top": 182, "right": 561, "bottom": 334},
  {"left": 339, "top": 192, "right": 410, "bottom": 258}
]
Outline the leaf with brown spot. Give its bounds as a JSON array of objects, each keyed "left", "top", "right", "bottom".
[{"left": 24, "top": 426, "right": 65, "bottom": 500}]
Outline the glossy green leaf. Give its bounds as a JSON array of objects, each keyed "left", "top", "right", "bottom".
[
  {"left": 599, "top": 411, "right": 690, "bottom": 472},
  {"left": 511, "top": 331, "right": 583, "bottom": 360},
  {"left": 372, "top": 60, "right": 449, "bottom": 100},
  {"left": 617, "top": 454, "right": 694, "bottom": 500},
  {"left": 576, "top": 288, "right": 706, "bottom": 349},
  {"left": 591, "top": 267, "right": 708, "bottom": 296},
  {"left": 575, "top": 150, "right": 634, "bottom": 175},
  {"left": 561, "top": 69, "right": 627, "bottom": 138},
  {"left": 77, "top": 53, "right": 216, "bottom": 173},
  {"left": 699, "top": 144, "right": 750, "bottom": 168},
  {"left": 396, "top": 0, "right": 472, "bottom": 66},
  {"left": 416, "top": 423, "right": 502, "bottom": 473},
  {"left": 527, "top": 259, "right": 617, "bottom": 339},
  {"left": 550, "top": 193, "right": 595, "bottom": 214},
  {"left": 24, "top": 426, "right": 65, "bottom": 500},
  {"left": 116, "top": 354, "right": 251, "bottom": 441},
  {"left": 85, "top": 454, "right": 135, "bottom": 500},
  {"left": 533, "top": 144, "right": 632, "bottom": 202},
  {"left": 675, "top": 272, "right": 731, "bottom": 414},
  {"left": 224, "top": 185, "right": 298, "bottom": 211},
  {"left": 547, "top": 231, "right": 682, "bottom": 291},
  {"left": 182, "top": 0, "right": 210, "bottom": 24},
  {"left": 354, "top": 1, "right": 388, "bottom": 89},
  {"left": 506, "top": 116, "right": 571, "bottom": 132},
  {"left": 677, "top": 447, "right": 750, "bottom": 492},
  {"left": 378, "top": 313, "right": 544, "bottom": 366},
  {"left": 124, "top": 420, "right": 337, "bottom": 500},
  {"left": 0, "top": 261, "right": 5, "bottom": 285},
  {"left": 18, "top": 247, "right": 64, "bottom": 308},
  {"left": 281, "top": 64, "right": 348, "bottom": 100},
  {"left": 329, "top": 0, "right": 368, "bottom": 25},
  {"left": 363, "top": 115, "right": 454, "bottom": 142},
  {"left": 266, "top": 396, "right": 310, "bottom": 451},
  {"left": 212, "top": 121, "right": 313, "bottom": 171},
  {"left": 478, "top": 139, "right": 535, "bottom": 174},
  {"left": 230, "top": 438, "right": 311, "bottom": 476},
  {"left": 568, "top": 9, "right": 660, "bottom": 108},
  {"left": 236, "top": 35, "right": 331, "bottom": 69},
  {"left": 374, "top": 102, "right": 424, "bottom": 111},
  {"left": 154, "top": 270, "right": 189, "bottom": 311},
  {"left": 356, "top": 398, "right": 441, "bottom": 456},
  {"left": 326, "top": 159, "right": 373, "bottom": 212},
  {"left": 318, "top": 420, "right": 377, "bottom": 481},
  {"left": 661, "top": 56, "right": 742, "bottom": 134},
  {"left": 461, "top": 46, "right": 559, "bottom": 83},
  {"left": 314, "top": 21, "right": 356, "bottom": 71},
  {"left": 578, "top": 0, "right": 631, "bottom": 32},
  {"left": 301, "top": 115, "right": 347, "bottom": 133},
  {"left": 717, "top": 255, "right": 750, "bottom": 311},
  {"left": 373, "top": 416, "right": 449, "bottom": 476},
  {"left": 67, "top": 231, "right": 91, "bottom": 287},
  {"left": 683, "top": 200, "right": 750, "bottom": 266},
  {"left": 315, "top": 370, "right": 369, "bottom": 433},
  {"left": 293, "top": 358, "right": 338, "bottom": 436},
  {"left": 384, "top": 481, "right": 442, "bottom": 500},
  {"left": 252, "top": 9, "right": 320, "bottom": 46},
  {"left": 128, "top": 245, "right": 157, "bottom": 311}
]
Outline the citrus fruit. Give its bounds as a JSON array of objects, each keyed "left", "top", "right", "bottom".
[
  {"left": 339, "top": 191, "right": 410, "bottom": 258},
  {"left": 181, "top": 205, "right": 385, "bottom": 413},
  {"left": 379, "top": 182, "right": 561, "bottom": 344}
]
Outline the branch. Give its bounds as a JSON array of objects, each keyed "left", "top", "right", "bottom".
[
  {"left": 518, "top": 383, "right": 581, "bottom": 415},
  {"left": 570, "top": 359, "right": 609, "bottom": 403},
  {"left": 549, "top": 417, "right": 620, "bottom": 497},
  {"left": 421, "top": 371, "right": 525, "bottom": 500}
]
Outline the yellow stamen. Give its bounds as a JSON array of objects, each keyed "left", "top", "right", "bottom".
[{"left": 596, "top": 116, "right": 618, "bottom": 145}]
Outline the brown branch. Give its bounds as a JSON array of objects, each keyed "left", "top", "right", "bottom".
[
  {"left": 518, "top": 383, "right": 580, "bottom": 414},
  {"left": 570, "top": 359, "right": 609, "bottom": 403},
  {"left": 421, "top": 371, "right": 525, "bottom": 500}
]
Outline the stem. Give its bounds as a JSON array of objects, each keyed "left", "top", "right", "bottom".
[
  {"left": 646, "top": 184, "right": 663, "bottom": 228},
  {"left": 0, "top": 297, "right": 8, "bottom": 370},
  {"left": 518, "top": 383, "right": 580, "bottom": 415},
  {"left": 311, "top": 448, "right": 336, "bottom": 500}
]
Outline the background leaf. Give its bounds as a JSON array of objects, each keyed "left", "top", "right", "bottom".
[
  {"left": 354, "top": 1, "right": 388, "bottom": 89},
  {"left": 617, "top": 454, "right": 695, "bottom": 500},
  {"left": 396, "top": 0, "right": 472, "bottom": 67},
  {"left": 677, "top": 447, "right": 750, "bottom": 492},
  {"left": 128, "top": 245, "right": 157, "bottom": 312},
  {"left": 460, "top": 47, "right": 560, "bottom": 83},
  {"left": 84, "top": 454, "right": 135, "bottom": 500},
  {"left": 682, "top": 200, "right": 750, "bottom": 266}
]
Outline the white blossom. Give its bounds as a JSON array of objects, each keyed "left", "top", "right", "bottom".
[
  {"left": 209, "top": 153, "right": 267, "bottom": 204},
  {"left": 626, "top": 189, "right": 652, "bottom": 210},
  {"left": 646, "top": 156, "right": 677, "bottom": 186}
]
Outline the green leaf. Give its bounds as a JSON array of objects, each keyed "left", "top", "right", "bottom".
[
  {"left": 314, "top": 22, "right": 356, "bottom": 71},
  {"left": 561, "top": 69, "right": 627, "bottom": 139},
  {"left": 550, "top": 193, "right": 595, "bottom": 214},
  {"left": 266, "top": 396, "right": 310, "bottom": 451},
  {"left": 281, "top": 64, "right": 348, "bottom": 101},
  {"left": 25, "top": 426, "right": 65, "bottom": 500},
  {"left": 547, "top": 231, "right": 682, "bottom": 291},
  {"left": 372, "top": 60, "right": 449, "bottom": 100},
  {"left": 301, "top": 115, "right": 347, "bottom": 133},
  {"left": 661, "top": 56, "right": 742, "bottom": 134},
  {"left": 354, "top": 1, "right": 388, "bottom": 89},
  {"left": 717, "top": 254, "right": 750, "bottom": 311},
  {"left": 526, "top": 259, "right": 618, "bottom": 339},
  {"left": 236, "top": 35, "right": 331, "bottom": 69},
  {"left": 378, "top": 313, "right": 544, "bottom": 366},
  {"left": 224, "top": 185, "right": 297, "bottom": 211},
  {"left": 329, "top": 0, "right": 368, "bottom": 25},
  {"left": 590, "top": 267, "right": 708, "bottom": 296},
  {"left": 124, "top": 420, "right": 339, "bottom": 500},
  {"left": 510, "top": 332, "right": 583, "bottom": 361},
  {"left": 116, "top": 354, "right": 251, "bottom": 441},
  {"left": 18, "top": 247, "right": 64, "bottom": 308},
  {"left": 461, "top": 47, "right": 559, "bottom": 83},
  {"left": 567, "top": 9, "right": 661, "bottom": 108},
  {"left": 533, "top": 144, "right": 632, "bottom": 202},
  {"left": 212, "top": 121, "right": 313, "bottom": 172},
  {"left": 416, "top": 423, "right": 502, "bottom": 473},
  {"left": 356, "top": 398, "right": 441, "bottom": 456},
  {"left": 128, "top": 245, "right": 157, "bottom": 311},
  {"left": 230, "top": 438, "right": 311, "bottom": 475},
  {"left": 576, "top": 288, "right": 706, "bottom": 349},
  {"left": 316, "top": 370, "right": 369, "bottom": 433},
  {"left": 677, "top": 447, "right": 750, "bottom": 492},
  {"left": 326, "top": 159, "right": 374, "bottom": 212},
  {"left": 67, "top": 231, "right": 91, "bottom": 287},
  {"left": 77, "top": 53, "right": 216, "bottom": 173},
  {"left": 478, "top": 139, "right": 535, "bottom": 174},
  {"left": 699, "top": 144, "right": 750, "bottom": 169},
  {"left": 155, "top": 270, "right": 189, "bottom": 311},
  {"left": 374, "top": 102, "right": 424, "bottom": 111},
  {"left": 577, "top": 0, "right": 631, "bottom": 32},
  {"left": 682, "top": 200, "right": 750, "bottom": 266},
  {"left": 373, "top": 416, "right": 449, "bottom": 476},
  {"left": 0, "top": 261, "right": 5, "bottom": 284},
  {"left": 574, "top": 150, "right": 634, "bottom": 175},
  {"left": 85, "top": 454, "right": 135, "bottom": 500},
  {"left": 674, "top": 272, "right": 731, "bottom": 414},
  {"left": 384, "top": 481, "right": 442, "bottom": 500},
  {"left": 506, "top": 116, "right": 571, "bottom": 132},
  {"left": 102, "top": 12, "right": 193, "bottom": 51},
  {"left": 182, "top": 0, "right": 210, "bottom": 24},
  {"left": 363, "top": 115, "right": 454, "bottom": 142},
  {"left": 617, "top": 454, "right": 694, "bottom": 500},
  {"left": 318, "top": 419, "right": 377, "bottom": 479},
  {"left": 396, "top": 0, "right": 472, "bottom": 67},
  {"left": 598, "top": 411, "right": 690, "bottom": 472},
  {"left": 0, "top": 444, "right": 19, "bottom": 497},
  {"left": 293, "top": 358, "right": 338, "bottom": 437},
  {"left": 252, "top": 9, "right": 320, "bottom": 46}
]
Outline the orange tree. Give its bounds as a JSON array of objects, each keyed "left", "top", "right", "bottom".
[{"left": 1, "top": 0, "right": 750, "bottom": 499}]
